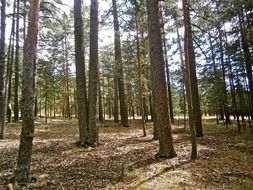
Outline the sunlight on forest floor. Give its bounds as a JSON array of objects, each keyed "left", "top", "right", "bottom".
[{"left": 0, "top": 119, "right": 253, "bottom": 189}]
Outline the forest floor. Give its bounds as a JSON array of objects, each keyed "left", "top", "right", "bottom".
[{"left": 0, "top": 118, "right": 253, "bottom": 190}]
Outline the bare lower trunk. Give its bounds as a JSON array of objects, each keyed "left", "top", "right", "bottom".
[
  {"left": 183, "top": 0, "right": 197, "bottom": 159},
  {"left": 14, "top": 0, "right": 40, "bottom": 182},
  {"left": 74, "top": 0, "right": 88, "bottom": 145},
  {"left": 88, "top": 0, "right": 99, "bottom": 146},
  {"left": 147, "top": 0, "right": 176, "bottom": 158}
]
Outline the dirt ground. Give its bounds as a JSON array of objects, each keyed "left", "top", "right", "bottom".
[{"left": 0, "top": 118, "right": 253, "bottom": 189}]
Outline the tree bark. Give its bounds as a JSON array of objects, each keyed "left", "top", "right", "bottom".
[
  {"left": 14, "top": 0, "right": 40, "bottom": 182},
  {"left": 160, "top": 7, "right": 174, "bottom": 124},
  {"left": 6, "top": 0, "right": 17, "bottom": 123},
  {"left": 135, "top": 1, "right": 146, "bottom": 136},
  {"left": 0, "top": 0, "right": 6, "bottom": 139},
  {"left": 88, "top": 0, "right": 99, "bottom": 146},
  {"left": 74, "top": 0, "right": 88, "bottom": 145},
  {"left": 112, "top": 0, "right": 129, "bottom": 127},
  {"left": 183, "top": 0, "right": 203, "bottom": 138},
  {"left": 98, "top": 76, "right": 104, "bottom": 123},
  {"left": 239, "top": 12, "right": 253, "bottom": 120},
  {"left": 146, "top": 0, "right": 176, "bottom": 158},
  {"left": 14, "top": 0, "right": 20, "bottom": 122},
  {"left": 218, "top": 26, "right": 231, "bottom": 125},
  {"left": 183, "top": 0, "right": 197, "bottom": 159}
]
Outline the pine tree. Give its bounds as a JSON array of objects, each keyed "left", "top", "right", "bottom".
[{"left": 14, "top": 0, "right": 40, "bottom": 182}]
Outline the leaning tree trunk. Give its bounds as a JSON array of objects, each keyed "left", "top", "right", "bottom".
[
  {"left": 146, "top": 0, "right": 176, "bottom": 158},
  {"left": 88, "top": 0, "right": 99, "bottom": 146},
  {"left": 74, "top": 0, "right": 88, "bottom": 145},
  {"left": 112, "top": 0, "right": 129, "bottom": 127},
  {"left": 0, "top": 0, "right": 6, "bottom": 139},
  {"left": 14, "top": 0, "right": 40, "bottom": 182}
]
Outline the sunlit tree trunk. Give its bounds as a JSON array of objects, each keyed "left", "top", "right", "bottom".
[
  {"left": 146, "top": 0, "right": 176, "bottom": 158},
  {"left": 14, "top": 0, "right": 40, "bottom": 182}
]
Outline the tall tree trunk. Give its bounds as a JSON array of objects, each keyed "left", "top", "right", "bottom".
[
  {"left": 112, "top": 0, "right": 129, "bottom": 127},
  {"left": 135, "top": 2, "right": 146, "bottom": 136},
  {"left": 14, "top": 0, "right": 40, "bottom": 182},
  {"left": 6, "top": 0, "right": 17, "bottom": 123},
  {"left": 239, "top": 12, "right": 253, "bottom": 120},
  {"left": 14, "top": 0, "right": 20, "bottom": 122},
  {"left": 74, "top": 0, "right": 88, "bottom": 145},
  {"left": 183, "top": 0, "right": 203, "bottom": 138},
  {"left": 64, "top": 37, "right": 71, "bottom": 119},
  {"left": 160, "top": 7, "right": 174, "bottom": 124},
  {"left": 0, "top": 0, "right": 6, "bottom": 139},
  {"left": 174, "top": 17, "right": 187, "bottom": 129},
  {"left": 146, "top": 0, "right": 176, "bottom": 158},
  {"left": 218, "top": 25, "right": 231, "bottom": 125},
  {"left": 183, "top": 0, "right": 198, "bottom": 159},
  {"left": 88, "top": 0, "right": 99, "bottom": 146}
]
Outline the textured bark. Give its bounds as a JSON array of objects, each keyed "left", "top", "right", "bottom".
[
  {"left": 146, "top": 0, "right": 176, "bottom": 158},
  {"left": 74, "top": 0, "right": 88, "bottom": 145},
  {"left": 14, "top": 0, "right": 40, "bottom": 182},
  {"left": 183, "top": 0, "right": 197, "bottom": 159},
  {"left": 0, "top": 0, "right": 6, "bottom": 139},
  {"left": 14, "top": 0, "right": 20, "bottom": 122},
  {"left": 183, "top": 0, "right": 203, "bottom": 138},
  {"left": 112, "top": 0, "right": 129, "bottom": 127},
  {"left": 88, "top": 0, "right": 99, "bottom": 146}
]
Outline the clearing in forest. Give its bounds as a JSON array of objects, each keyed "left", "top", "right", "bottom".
[{"left": 0, "top": 119, "right": 253, "bottom": 189}]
